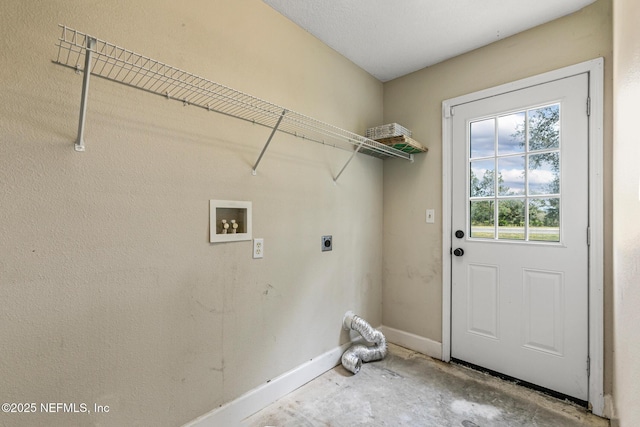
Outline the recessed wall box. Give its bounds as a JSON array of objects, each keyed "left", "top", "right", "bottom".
[{"left": 210, "top": 200, "right": 252, "bottom": 243}]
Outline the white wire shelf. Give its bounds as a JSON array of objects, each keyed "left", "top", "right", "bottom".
[{"left": 53, "top": 25, "right": 413, "bottom": 181}]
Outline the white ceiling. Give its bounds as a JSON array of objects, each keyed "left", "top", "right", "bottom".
[{"left": 263, "top": 0, "right": 597, "bottom": 82}]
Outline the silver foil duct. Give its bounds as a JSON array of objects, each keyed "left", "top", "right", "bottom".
[{"left": 341, "top": 311, "right": 388, "bottom": 374}]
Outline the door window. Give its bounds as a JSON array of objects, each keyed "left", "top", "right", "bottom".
[{"left": 469, "top": 104, "right": 561, "bottom": 242}]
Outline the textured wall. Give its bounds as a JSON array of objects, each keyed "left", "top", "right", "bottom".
[
  {"left": 612, "top": 0, "right": 640, "bottom": 424},
  {"left": 0, "top": 1, "right": 384, "bottom": 426},
  {"left": 382, "top": 0, "right": 613, "bottom": 399}
]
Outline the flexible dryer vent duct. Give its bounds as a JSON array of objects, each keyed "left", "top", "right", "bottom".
[{"left": 341, "top": 311, "right": 387, "bottom": 374}]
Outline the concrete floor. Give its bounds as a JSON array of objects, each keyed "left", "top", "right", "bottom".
[{"left": 244, "top": 344, "right": 609, "bottom": 427}]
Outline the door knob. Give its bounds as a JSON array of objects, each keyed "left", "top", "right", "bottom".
[{"left": 453, "top": 248, "right": 464, "bottom": 257}]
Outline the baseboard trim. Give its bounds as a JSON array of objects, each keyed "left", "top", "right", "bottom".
[
  {"left": 183, "top": 326, "right": 442, "bottom": 426},
  {"left": 603, "top": 393, "right": 616, "bottom": 423},
  {"left": 380, "top": 325, "right": 442, "bottom": 360},
  {"left": 183, "top": 341, "right": 353, "bottom": 427}
]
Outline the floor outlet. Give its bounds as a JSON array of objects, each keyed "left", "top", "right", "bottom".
[{"left": 253, "top": 238, "right": 264, "bottom": 259}]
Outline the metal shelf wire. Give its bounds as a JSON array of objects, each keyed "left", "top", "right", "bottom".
[{"left": 53, "top": 25, "right": 413, "bottom": 181}]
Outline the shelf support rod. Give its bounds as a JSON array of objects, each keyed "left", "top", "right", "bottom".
[
  {"left": 333, "top": 140, "right": 365, "bottom": 182},
  {"left": 252, "top": 109, "right": 286, "bottom": 175},
  {"left": 75, "top": 37, "right": 96, "bottom": 152}
]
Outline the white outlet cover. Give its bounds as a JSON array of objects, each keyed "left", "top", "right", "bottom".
[{"left": 253, "top": 238, "right": 264, "bottom": 259}]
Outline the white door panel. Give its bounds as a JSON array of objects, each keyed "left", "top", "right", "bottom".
[
  {"left": 451, "top": 74, "right": 589, "bottom": 401},
  {"left": 466, "top": 263, "right": 499, "bottom": 339}
]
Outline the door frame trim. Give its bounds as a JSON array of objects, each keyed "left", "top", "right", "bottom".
[{"left": 441, "top": 58, "right": 604, "bottom": 416}]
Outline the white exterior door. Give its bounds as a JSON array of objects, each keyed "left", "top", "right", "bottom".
[{"left": 450, "top": 73, "right": 589, "bottom": 401}]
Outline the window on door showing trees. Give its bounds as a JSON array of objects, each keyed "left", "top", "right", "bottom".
[{"left": 469, "top": 104, "right": 560, "bottom": 242}]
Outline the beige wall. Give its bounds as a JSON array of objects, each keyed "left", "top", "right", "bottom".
[
  {"left": 0, "top": 1, "right": 384, "bottom": 426},
  {"left": 382, "top": 0, "right": 613, "bottom": 398},
  {"left": 612, "top": 0, "right": 640, "bottom": 424},
  {"left": 1, "top": 0, "right": 627, "bottom": 425}
]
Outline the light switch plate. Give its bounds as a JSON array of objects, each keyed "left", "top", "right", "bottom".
[{"left": 426, "top": 209, "right": 435, "bottom": 223}]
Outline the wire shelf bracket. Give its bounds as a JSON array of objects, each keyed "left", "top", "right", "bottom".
[
  {"left": 53, "top": 25, "right": 413, "bottom": 180},
  {"left": 74, "top": 36, "right": 95, "bottom": 152},
  {"left": 252, "top": 109, "right": 286, "bottom": 176}
]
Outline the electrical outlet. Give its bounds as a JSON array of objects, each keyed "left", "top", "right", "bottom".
[
  {"left": 426, "top": 209, "right": 435, "bottom": 223},
  {"left": 322, "top": 235, "right": 332, "bottom": 252},
  {"left": 253, "top": 238, "right": 264, "bottom": 259}
]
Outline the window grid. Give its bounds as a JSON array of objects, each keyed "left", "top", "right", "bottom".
[{"left": 468, "top": 104, "right": 561, "bottom": 242}]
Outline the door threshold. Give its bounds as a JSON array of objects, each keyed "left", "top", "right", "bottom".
[{"left": 451, "top": 358, "right": 588, "bottom": 408}]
